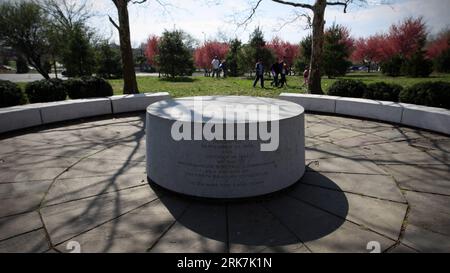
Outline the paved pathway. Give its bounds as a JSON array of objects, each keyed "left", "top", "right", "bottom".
[
  {"left": 0, "top": 72, "right": 203, "bottom": 83},
  {"left": 0, "top": 113, "right": 449, "bottom": 253},
  {"left": 0, "top": 73, "right": 67, "bottom": 83}
]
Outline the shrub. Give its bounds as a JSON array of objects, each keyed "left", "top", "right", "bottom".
[
  {"left": 157, "top": 30, "right": 196, "bottom": 78},
  {"left": 327, "top": 79, "right": 367, "bottom": 98},
  {"left": 25, "top": 79, "right": 67, "bottom": 103},
  {"left": 402, "top": 51, "right": 433, "bottom": 77},
  {"left": 434, "top": 48, "right": 450, "bottom": 73},
  {"left": 0, "top": 80, "right": 26, "bottom": 107},
  {"left": 364, "top": 82, "right": 403, "bottom": 102},
  {"left": 95, "top": 42, "right": 123, "bottom": 79},
  {"left": 64, "top": 78, "right": 85, "bottom": 99},
  {"left": 400, "top": 81, "right": 450, "bottom": 109},
  {"left": 65, "top": 76, "right": 113, "bottom": 99},
  {"left": 380, "top": 55, "right": 404, "bottom": 77}
]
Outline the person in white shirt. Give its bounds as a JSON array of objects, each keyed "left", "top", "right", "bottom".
[{"left": 211, "top": 56, "right": 220, "bottom": 78}]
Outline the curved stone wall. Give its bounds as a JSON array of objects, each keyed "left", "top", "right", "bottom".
[
  {"left": 1, "top": 92, "right": 448, "bottom": 136},
  {"left": 279, "top": 93, "right": 450, "bottom": 136}
]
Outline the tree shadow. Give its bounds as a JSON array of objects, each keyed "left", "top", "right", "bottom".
[
  {"left": 31, "top": 113, "right": 148, "bottom": 252},
  {"left": 159, "top": 77, "right": 198, "bottom": 83},
  {"left": 149, "top": 169, "right": 348, "bottom": 247},
  {"left": 342, "top": 73, "right": 382, "bottom": 79}
]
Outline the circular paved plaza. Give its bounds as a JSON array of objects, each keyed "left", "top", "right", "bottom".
[{"left": 0, "top": 113, "right": 449, "bottom": 253}]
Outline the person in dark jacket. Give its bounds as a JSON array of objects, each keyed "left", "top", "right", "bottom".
[
  {"left": 279, "top": 60, "right": 288, "bottom": 88},
  {"left": 220, "top": 60, "right": 227, "bottom": 78},
  {"left": 270, "top": 61, "right": 281, "bottom": 87},
  {"left": 253, "top": 59, "right": 264, "bottom": 88}
]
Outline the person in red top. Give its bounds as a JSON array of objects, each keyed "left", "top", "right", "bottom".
[{"left": 303, "top": 68, "right": 310, "bottom": 86}]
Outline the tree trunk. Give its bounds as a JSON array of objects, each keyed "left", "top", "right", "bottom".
[
  {"left": 27, "top": 56, "right": 50, "bottom": 80},
  {"left": 308, "top": 0, "right": 326, "bottom": 94},
  {"left": 116, "top": 0, "right": 139, "bottom": 94},
  {"left": 53, "top": 57, "right": 58, "bottom": 79}
]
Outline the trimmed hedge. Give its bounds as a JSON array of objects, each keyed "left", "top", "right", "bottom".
[
  {"left": 328, "top": 79, "right": 450, "bottom": 109},
  {"left": 25, "top": 79, "right": 67, "bottom": 103},
  {"left": 65, "top": 76, "right": 113, "bottom": 99},
  {"left": 365, "top": 82, "right": 403, "bottom": 102},
  {"left": 400, "top": 81, "right": 450, "bottom": 109},
  {"left": 0, "top": 80, "right": 26, "bottom": 107},
  {"left": 327, "top": 79, "right": 367, "bottom": 98},
  {"left": 64, "top": 78, "right": 84, "bottom": 99}
]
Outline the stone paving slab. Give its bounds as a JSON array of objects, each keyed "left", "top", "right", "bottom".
[
  {"left": 356, "top": 141, "right": 422, "bottom": 156},
  {"left": 304, "top": 137, "right": 327, "bottom": 147},
  {"left": 402, "top": 224, "right": 450, "bottom": 252},
  {"left": 0, "top": 167, "right": 67, "bottom": 183},
  {"left": 9, "top": 120, "right": 144, "bottom": 148},
  {"left": 305, "top": 124, "right": 340, "bottom": 138},
  {"left": 57, "top": 158, "right": 146, "bottom": 180},
  {"left": 404, "top": 191, "right": 450, "bottom": 237},
  {"left": 381, "top": 164, "right": 450, "bottom": 195},
  {"left": 0, "top": 153, "right": 77, "bottom": 169},
  {"left": 149, "top": 222, "right": 226, "bottom": 253},
  {"left": 410, "top": 138, "right": 450, "bottom": 153},
  {"left": 371, "top": 127, "right": 446, "bottom": 141},
  {"left": 305, "top": 142, "right": 361, "bottom": 160},
  {"left": 0, "top": 154, "right": 77, "bottom": 183},
  {"left": 311, "top": 115, "right": 367, "bottom": 128},
  {"left": 333, "top": 134, "right": 389, "bottom": 148},
  {"left": 0, "top": 134, "right": 112, "bottom": 159},
  {"left": 306, "top": 156, "right": 388, "bottom": 175},
  {"left": 88, "top": 143, "right": 146, "bottom": 162},
  {"left": 342, "top": 120, "right": 395, "bottom": 134},
  {"left": 55, "top": 199, "right": 180, "bottom": 253},
  {"left": 300, "top": 171, "right": 405, "bottom": 203},
  {"left": 14, "top": 144, "right": 110, "bottom": 159},
  {"left": 41, "top": 185, "right": 157, "bottom": 245},
  {"left": 228, "top": 202, "right": 299, "bottom": 247},
  {"left": 0, "top": 138, "right": 53, "bottom": 155},
  {"left": 367, "top": 150, "right": 449, "bottom": 165},
  {"left": 230, "top": 243, "right": 310, "bottom": 253},
  {"left": 0, "top": 180, "right": 52, "bottom": 217},
  {"left": 314, "top": 128, "right": 366, "bottom": 142},
  {"left": 289, "top": 183, "right": 407, "bottom": 240},
  {"left": 264, "top": 195, "right": 395, "bottom": 253},
  {"left": 44, "top": 173, "right": 148, "bottom": 206},
  {"left": 387, "top": 243, "right": 419, "bottom": 253},
  {"left": 149, "top": 202, "right": 227, "bottom": 253},
  {"left": 0, "top": 229, "right": 49, "bottom": 253},
  {"left": 0, "top": 211, "right": 42, "bottom": 241}
]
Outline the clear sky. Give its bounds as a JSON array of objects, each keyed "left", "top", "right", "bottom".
[{"left": 89, "top": 0, "right": 450, "bottom": 46}]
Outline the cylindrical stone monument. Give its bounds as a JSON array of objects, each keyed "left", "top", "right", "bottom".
[{"left": 146, "top": 96, "right": 305, "bottom": 198}]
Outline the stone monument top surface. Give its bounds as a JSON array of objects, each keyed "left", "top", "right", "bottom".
[{"left": 146, "top": 96, "right": 304, "bottom": 123}]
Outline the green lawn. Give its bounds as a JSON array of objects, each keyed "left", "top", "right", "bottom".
[
  {"left": 109, "top": 72, "right": 450, "bottom": 98},
  {"left": 109, "top": 76, "right": 302, "bottom": 98}
]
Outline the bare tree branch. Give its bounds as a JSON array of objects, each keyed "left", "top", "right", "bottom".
[
  {"left": 130, "top": 0, "right": 147, "bottom": 4},
  {"left": 326, "top": 0, "right": 352, "bottom": 13},
  {"left": 39, "top": 0, "right": 93, "bottom": 29},
  {"left": 238, "top": 0, "right": 263, "bottom": 28},
  {"left": 272, "top": 0, "right": 313, "bottom": 9},
  {"left": 108, "top": 15, "right": 119, "bottom": 30},
  {"left": 273, "top": 10, "right": 312, "bottom": 32},
  {"left": 239, "top": 0, "right": 315, "bottom": 29}
]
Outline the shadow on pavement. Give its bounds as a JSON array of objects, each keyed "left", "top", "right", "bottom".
[{"left": 149, "top": 169, "right": 348, "bottom": 247}]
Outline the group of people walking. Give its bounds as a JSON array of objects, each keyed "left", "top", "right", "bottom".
[
  {"left": 211, "top": 56, "right": 227, "bottom": 78},
  {"left": 253, "top": 59, "right": 288, "bottom": 89},
  {"left": 209, "top": 56, "right": 310, "bottom": 88}
]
